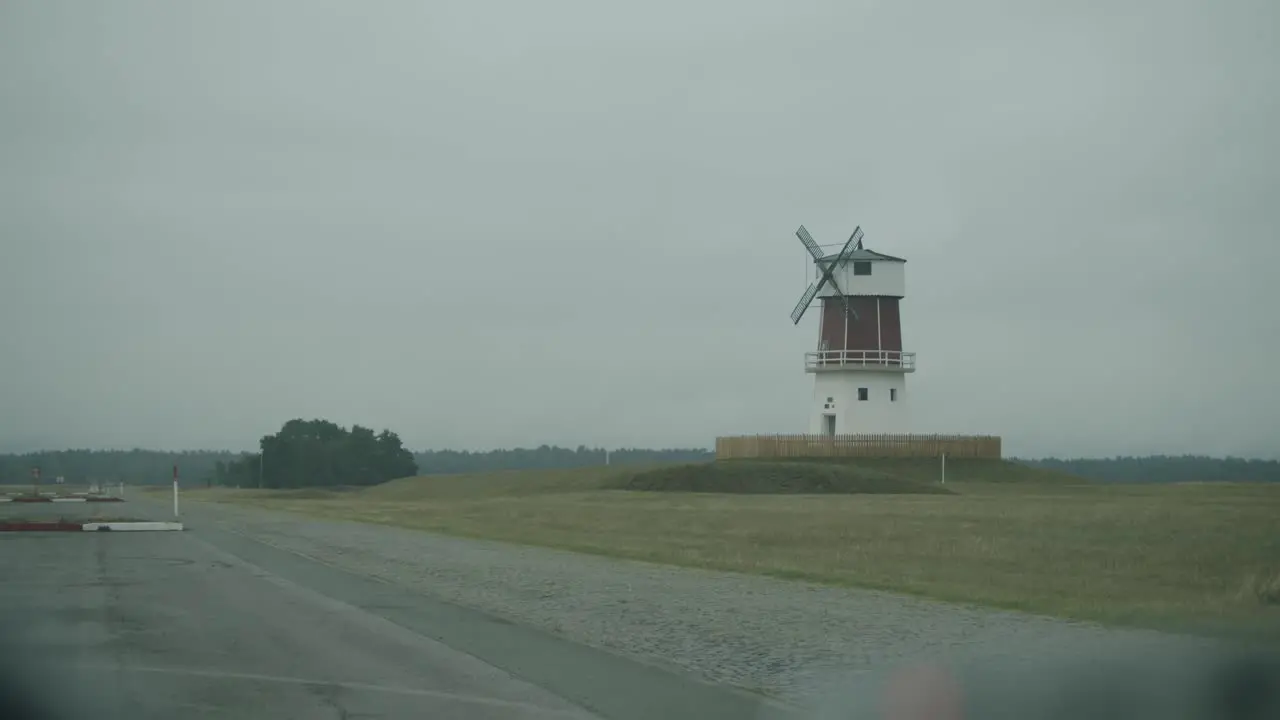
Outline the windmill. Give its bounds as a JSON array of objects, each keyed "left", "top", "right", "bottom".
[
  {"left": 783, "top": 223, "right": 914, "bottom": 436},
  {"left": 789, "top": 225, "right": 865, "bottom": 325}
]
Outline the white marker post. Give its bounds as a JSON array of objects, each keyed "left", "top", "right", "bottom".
[
  {"left": 172, "top": 464, "right": 180, "bottom": 517},
  {"left": 940, "top": 452, "right": 947, "bottom": 485}
]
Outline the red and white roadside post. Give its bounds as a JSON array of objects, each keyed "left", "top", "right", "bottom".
[
  {"left": 172, "top": 465, "right": 180, "bottom": 517},
  {"left": 31, "top": 466, "right": 40, "bottom": 498}
]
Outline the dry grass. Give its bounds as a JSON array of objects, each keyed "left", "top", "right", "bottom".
[{"left": 177, "top": 464, "right": 1280, "bottom": 642}]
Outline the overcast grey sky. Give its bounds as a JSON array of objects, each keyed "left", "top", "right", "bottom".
[{"left": 2, "top": 0, "right": 1277, "bottom": 458}]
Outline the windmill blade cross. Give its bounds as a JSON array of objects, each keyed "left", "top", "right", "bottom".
[
  {"left": 821, "top": 226, "right": 863, "bottom": 320},
  {"left": 789, "top": 224, "right": 865, "bottom": 323}
]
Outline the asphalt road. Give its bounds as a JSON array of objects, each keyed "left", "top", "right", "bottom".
[
  {"left": 0, "top": 502, "right": 784, "bottom": 720},
  {"left": 4, "top": 498, "right": 1276, "bottom": 719}
]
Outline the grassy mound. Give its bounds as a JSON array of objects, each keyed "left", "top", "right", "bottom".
[
  {"left": 753, "top": 458, "right": 1088, "bottom": 484},
  {"left": 362, "top": 465, "right": 647, "bottom": 501},
  {"left": 620, "top": 461, "right": 953, "bottom": 494}
]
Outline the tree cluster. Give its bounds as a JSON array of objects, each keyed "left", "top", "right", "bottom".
[{"left": 219, "top": 419, "right": 418, "bottom": 489}]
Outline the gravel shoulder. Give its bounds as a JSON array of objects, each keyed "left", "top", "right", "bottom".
[{"left": 179, "top": 499, "right": 1207, "bottom": 705}]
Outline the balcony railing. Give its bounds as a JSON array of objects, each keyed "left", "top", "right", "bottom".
[{"left": 805, "top": 349, "right": 916, "bottom": 372}]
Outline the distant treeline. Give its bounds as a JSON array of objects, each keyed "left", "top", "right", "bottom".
[
  {"left": 1014, "top": 455, "right": 1280, "bottom": 484},
  {"left": 3, "top": 448, "right": 1276, "bottom": 486},
  {"left": 0, "top": 444, "right": 712, "bottom": 486},
  {"left": 0, "top": 449, "right": 242, "bottom": 486}
]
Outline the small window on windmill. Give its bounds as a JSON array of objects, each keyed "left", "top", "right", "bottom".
[
  {"left": 858, "top": 388, "right": 869, "bottom": 401},
  {"left": 853, "top": 261, "right": 872, "bottom": 276},
  {"left": 826, "top": 397, "right": 834, "bottom": 403},
  {"left": 890, "top": 388, "right": 897, "bottom": 402}
]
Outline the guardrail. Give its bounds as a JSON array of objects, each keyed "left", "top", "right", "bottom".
[{"left": 805, "top": 350, "right": 916, "bottom": 371}]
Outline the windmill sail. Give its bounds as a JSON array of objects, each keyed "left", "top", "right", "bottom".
[
  {"left": 796, "top": 226, "right": 824, "bottom": 261},
  {"left": 848, "top": 226, "right": 864, "bottom": 251},
  {"left": 790, "top": 282, "right": 820, "bottom": 324}
]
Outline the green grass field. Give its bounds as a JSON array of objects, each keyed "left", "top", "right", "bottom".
[{"left": 177, "top": 460, "right": 1280, "bottom": 643}]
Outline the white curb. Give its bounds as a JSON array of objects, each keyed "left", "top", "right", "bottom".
[
  {"left": 51, "top": 497, "right": 87, "bottom": 503},
  {"left": 82, "top": 522, "right": 184, "bottom": 532},
  {"left": 0, "top": 498, "right": 10, "bottom": 503}
]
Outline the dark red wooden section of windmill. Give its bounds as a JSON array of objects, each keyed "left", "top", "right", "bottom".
[{"left": 817, "top": 296, "right": 904, "bottom": 366}]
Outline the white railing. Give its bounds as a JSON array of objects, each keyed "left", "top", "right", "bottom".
[{"left": 805, "top": 349, "right": 916, "bottom": 371}]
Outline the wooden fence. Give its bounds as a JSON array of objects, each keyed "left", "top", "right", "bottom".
[{"left": 715, "top": 434, "right": 1002, "bottom": 460}]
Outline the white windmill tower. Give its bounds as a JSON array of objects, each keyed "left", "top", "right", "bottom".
[{"left": 789, "top": 225, "right": 915, "bottom": 437}]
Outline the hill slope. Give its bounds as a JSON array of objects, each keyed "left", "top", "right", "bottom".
[
  {"left": 356, "top": 458, "right": 1083, "bottom": 499},
  {"left": 770, "top": 458, "right": 1088, "bottom": 485},
  {"left": 621, "top": 461, "right": 953, "bottom": 494}
]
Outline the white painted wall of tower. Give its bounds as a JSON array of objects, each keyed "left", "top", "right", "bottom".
[
  {"left": 810, "top": 373, "right": 910, "bottom": 435},
  {"left": 814, "top": 259, "right": 905, "bottom": 298}
]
